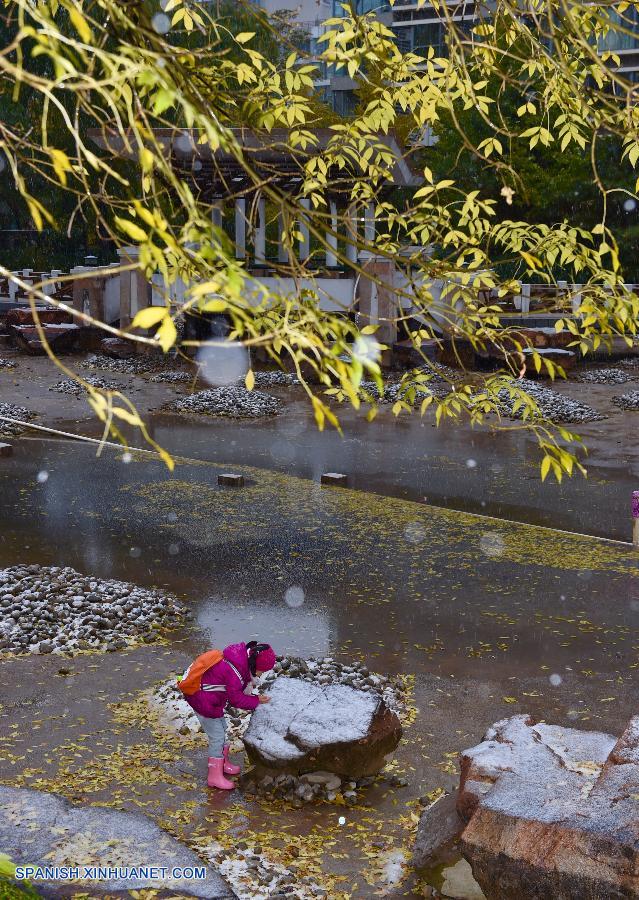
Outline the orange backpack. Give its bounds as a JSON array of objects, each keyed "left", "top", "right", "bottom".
[{"left": 177, "top": 649, "right": 224, "bottom": 696}]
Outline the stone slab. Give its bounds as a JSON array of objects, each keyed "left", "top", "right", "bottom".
[
  {"left": 217, "top": 473, "right": 244, "bottom": 487},
  {"left": 320, "top": 472, "right": 348, "bottom": 486},
  {"left": 0, "top": 442, "right": 13, "bottom": 457},
  {"left": 0, "top": 785, "right": 232, "bottom": 898}
]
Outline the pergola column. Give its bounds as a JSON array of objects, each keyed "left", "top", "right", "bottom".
[
  {"left": 326, "top": 200, "right": 338, "bottom": 268},
  {"left": 278, "top": 211, "right": 289, "bottom": 264},
  {"left": 363, "top": 202, "right": 375, "bottom": 252},
  {"left": 235, "top": 198, "right": 246, "bottom": 260},
  {"left": 211, "top": 200, "right": 223, "bottom": 230},
  {"left": 345, "top": 204, "right": 358, "bottom": 265},
  {"left": 299, "top": 198, "right": 310, "bottom": 260},
  {"left": 254, "top": 197, "right": 266, "bottom": 266}
]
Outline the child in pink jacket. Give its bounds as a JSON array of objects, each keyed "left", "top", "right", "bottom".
[{"left": 183, "top": 640, "right": 276, "bottom": 789}]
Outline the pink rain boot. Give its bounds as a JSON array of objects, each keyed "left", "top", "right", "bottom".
[
  {"left": 207, "top": 757, "right": 234, "bottom": 790},
  {"left": 223, "top": 745, "right": 241, "bottom": 776}
]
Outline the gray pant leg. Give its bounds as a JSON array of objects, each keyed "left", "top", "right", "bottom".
[{"left": 195, "top": 713, "right": 227, "bottom": 757}]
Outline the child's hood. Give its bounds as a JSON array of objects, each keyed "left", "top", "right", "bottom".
[{"left": 223, "top": 642, "right": 251, "bottom": 681}]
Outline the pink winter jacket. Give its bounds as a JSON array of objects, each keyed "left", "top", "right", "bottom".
[{"left": 184, "top": 642, "right": 260, "bottom": 719}]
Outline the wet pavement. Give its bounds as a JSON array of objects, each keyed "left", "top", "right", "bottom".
[
  {"left": 1, "top": 436, "right": 639, "bottom": 896},
  {"left": 2, "top": 354, "right": 639, "bottom": 541}
]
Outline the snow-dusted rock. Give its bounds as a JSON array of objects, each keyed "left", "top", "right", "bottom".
[
  {"left": 169, "top": 385, "right": 281, "bottom": 419},
  {"left": 0, "top": 358, "right": 16, "bottom": 369},
  {"left": 458, "top": 714, "right": 639, "bottom": 899},
  {"left": 243, "top": 676, "right": 402, "bottom": 777},
  {"left": 0, "top": 402, "right": 37, "bottom": 435},
  {"left": 499, "top": 379, "right": 604, "bottom": 423},
  {"left": 0, "top": 564, "right": 184, "bottom": 656},
  {"left": 612, "top": 390, "right": 639, "bottom": 410},
  {"left": 50, "top": 375, "right": 120, "bottom": 395}
]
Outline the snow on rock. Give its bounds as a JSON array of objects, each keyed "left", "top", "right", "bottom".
[
  {"left": 200, "top": 842, "right": 325, "bottom": 899},
  {"left": 148, "top": 370, "right": 193, "bottom": 384},
  {"left": 244, "top": 676, "right": 402, "bottom": 777},
  {"left": 457, "top": 714, "right": 639, "bottom": 899},
  {"left": 498, "top": 378, "right": 604, "bottom": 423},
  {"left": 82, "top": 353, "right": 162, "bottom": 375},
  {"left": 250, "top": 370, "right": 298, "bottom": 387},
  {"left": 50, "top": 375, "right": 121, "bottom": 395},
  {"left": 576, "top": 367, "right": 632, "bottom": 384},
  {"left": 612, "top": 390, "right": 639, "bottom": 410},
  {"left": 0, "top": 402, "right": 37, "bottom": 436},
  {"left": 169, "top": 385, "right": 281, "bottom": 418},
  {"left": 0, "top": 564, "right": 184, "bottom": 656}
]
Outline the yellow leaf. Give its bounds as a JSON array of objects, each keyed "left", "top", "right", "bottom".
[
  {"left": 115, "top": 217, "right": 147, "bottom": 243},
  {"left": 49, "top": 148, "right": 71, "bottom": 186},
  {"left": 156, "top": 316, "right": 177, "bottom": 353},
  {"left": 236, "top": 32, "right": 255, "bottom": 43},
  {"left": 201, "top": 298, "right": 227, "bottom": 312},
  {"left": 245, "top": 369, "right": 255, "bottom": 391},
  {"left": 131, "top": 307, "right": 168, "bottom": 330},
  {"left": 68, "top": 4, "right": 91, "bottom": 42}
]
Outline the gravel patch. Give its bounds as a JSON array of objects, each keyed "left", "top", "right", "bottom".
[
  {"left": 619, "top": 356, "right": 639, "bottom": 369},
  {"left": 611, "top": 391, "right": 639, "bottom": 410},
  {"left": 251, "top": 371, "right": 298, "bottom": 387},
  {"left": 169, "top": 385, "right": 281, "bottom": 418},
  {"left": 576, "top": 368, "right": 632, "bottom": 385},
  {"left": 50, "top": 375, "right": 121, "bottom": 395},
  {"left": 499, "top": 379, "right": 605, "bottom": 423},
  {"left": 83, "top": 353, "right": 163, "bottom": 375},
  {"left": 201, "top": 843, "right": 325, "bottom": 900},
  {"left": 0, "top": 564, "right": 184, "bottom": 656},
  {"left": 0, "top": 402, "right": 37, "bottom": 436},
  {"left": 148, "top": 370, "right": 193, "bottom": 384},
  {"left": 0, "top": 358, "right": 16, "bottom": 369}
]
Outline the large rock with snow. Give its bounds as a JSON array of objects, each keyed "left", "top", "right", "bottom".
[
  {"left": 458, "top": 714, "right": 639, "bottom": 899},
  {"left": 243, "top": 676, "right": 402, "bottom": 777}
]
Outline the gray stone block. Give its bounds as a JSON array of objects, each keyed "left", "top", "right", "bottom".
[
  {"left": 217, "top": 473, "right": 244, "bottom": 487},
  {"left": 0, "top": 442, "right": 13, "bottom": 457},
  {"left": 320, "top": 472, "right": 348, "bottom": 486}
]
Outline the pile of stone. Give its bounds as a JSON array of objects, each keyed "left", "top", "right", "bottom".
[
  {"left": 620, "top": 356, "right": 639, "bottom": 369},
  {"left": 250, "top": 371, "right": 298, "bottom": 387},
  {"left": 169, "top": 385, "right": 281, "bottom": 418},
  {"left": 83, "top": 353, "right": 161, "bottom": 375},
  {"left": 0, "top": 358, "right": 16, "bottom": 369},
  {"left": 244, "top": 768, "right": 377, "bottom": 807},
  {"left": 0, "top": 402, "right": 36, "bottom": 436},
  {"left": 612, "top": 390, "right": 639, "bottom": 410},
  {"left": 0, "top": 564, "right": 184, "bottom": 656},
  {"left": 203, "top": 842, "right": 325, "bottom": 900},
  {"left": 148, "top": 370, "right": 193, "bottom": 384},
  {"left": 262, "top": 655, "right": 408, "bottom": 720},
  {"left": 360, "top": 364, "right": 459, "bottom": 404},
  {"left": 576, "top": 367, "right": 631, "bottom": 384},
  {"left": 50, "top": 375, "right": 120, "bottom": 396},
  {"left": 499, "top": 378, "right": 604, "bottom": 423}
]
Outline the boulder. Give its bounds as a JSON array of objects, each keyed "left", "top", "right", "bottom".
[
  {"left": 412, "top": 790, "right": 465, "bottom": 870},
  {"left": 243, "top": 676, "right": 402, "bottom": 778},
  {"left": 458, "top": 714, "right": 639, "bottom": 899}
]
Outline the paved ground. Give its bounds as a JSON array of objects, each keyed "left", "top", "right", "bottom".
[{"left": 0, "top": 432, "right": 638, "bottom": 896}]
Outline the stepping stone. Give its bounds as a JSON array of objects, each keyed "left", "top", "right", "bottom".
[
  {"left": 320, "top": 472, "right": 348, "bottom": 486},
  {"left": 0, "top": 443, "right": 13, "bottom": 457},
  {"left": 217, "top": 473, "right": 244, "bottom": 487}
]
